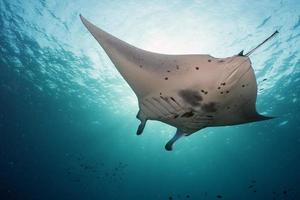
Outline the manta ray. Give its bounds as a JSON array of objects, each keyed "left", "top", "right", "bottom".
[{"left": 80, "top": 15, "right": 277, "bottom": 151}]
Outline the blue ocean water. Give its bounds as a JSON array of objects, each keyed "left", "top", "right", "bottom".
[{"left": 1, "top": 0, "right": 300, "bottom": 199}]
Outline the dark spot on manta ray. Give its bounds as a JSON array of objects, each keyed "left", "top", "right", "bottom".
[
  {"left": 206, "top": 115, "right": 213, "bottom": 117},
  {"left": 139, "top": 64, "right": 143, "bottom": 68},
  {"left": 201, "top": 90, "right": 208, "bottom": 94},
  {"left": 181, "top": 111, "right": 194, "bottom": 118},
  {"left": 226, "top": 91, "right": 229, "bottom": 93},
  {"left": 242, "top": 84, "right": 245, "bottom": 87},
  {"left": 208, "top": 59, "right": 211, "bottom": 62},
  {"left": 221, "top": 82, "right": 226, "bottom": 86},
  {"left": 195, "top": 67, "right": 199, "bottom": 70},
  {"left": 173, "top": 114, "right": 179, "bottom": 119},
  {"left": 167, "top": 70, "right": 170, "bottom": 72},
  {"left": 217, "top": 87, "right": 221, "bottom": 89},
  {"left": 227, "top": 106, "right": 230, "bottom": 109},
  {"left": 202, "top": 102, "right": 217, "bottom": 112},
  {"left": 216, "top": 194, "right": 222, "bottom": 198},
  {"left": 220, "top": 92, "right": 223, "bottom": 94},
  {"left": 218, "top": 60, "right": 225, "bottom": 63},
  {"left": 178, "top": 89, "right": 203, "bottom": 106},
  {"left": 165, "top": 77, "right": 168, "bottom": 80},
  {"left": 170, "top": 97, "right": 176, "bottom": 102},
  {"left": 160, "top": 92, "right": 162, "bottom": 95},
  {"left": 176, "top": 65, "right": 179, "bottom": 69},
  {"left": 263, "top": 78, "right": 267, "bottom": 81}
]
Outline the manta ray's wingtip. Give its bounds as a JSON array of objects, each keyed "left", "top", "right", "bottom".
[
  {"left": 79, "top": 14, "right": 86, "bottom": 23},
  {"left": 256, "top": 113, "right": 277, "bottom": 121}
]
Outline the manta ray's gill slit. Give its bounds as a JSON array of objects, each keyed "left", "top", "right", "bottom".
[
  {"left": 152, "top": 97, "right": 174, "bottom": 114},
  {"left": 223, "top": 58, "right": 250, "bottom": 83},
  {"left": 143, "top": 100, "right": 164, "bottom": 117},
  {"left": 145, "top": 98, "right": 169, "bottom": 116}
]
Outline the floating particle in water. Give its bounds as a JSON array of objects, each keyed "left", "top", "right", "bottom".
[
  {"left": 278, "top": 120, "right": 288, "bottom": 126},
  {"left": 186, "top": 194, "right": 190, "bottom": 198},
  {"left": 283, "top": 190, "right": 287, "bottom": 195},
  {"left": 216, "top": 194, "right": 222, "bottom": 198}
]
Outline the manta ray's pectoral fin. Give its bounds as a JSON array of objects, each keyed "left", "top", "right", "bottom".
[
  {"left": 165, "top": 129, "right": 185, "bottom": 151},
  {"left": 136, "top": 110, "right": 147, "bottom": 135}
]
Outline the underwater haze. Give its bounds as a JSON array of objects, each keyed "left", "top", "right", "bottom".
[{"left": 1, "top": 0, "right": 300, "bottom": 199}]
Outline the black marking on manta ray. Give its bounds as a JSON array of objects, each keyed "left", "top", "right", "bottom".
[
  {"left": 201, "top": 89, "right": 208, "bottom": 95},
  {"left": 173, "top": 114, "right": 179, "bottom": 119},
  {"left": 160, "top": 96, "right": 180, "bottom": 111},
  {"left": 165, "top": 77, "right": 168, "bottom": 80},
  {"left": 139, "top": 64, "right": 143, "bottom": 68},
  {"left": 181, "top": 111, "right": 195, "bottom": 118},
  {"left": 170, "top": 97, "right": 183, "bottom": 108},
  {"left": 202, "top": 102, "right": 217, "bottom": 112},
  {"left": 176, "top": 65, "right": 180, "bottom": 70},
  {"left": 208, "top": 59, "right": 211, "bottom": 62},
  {"left": 178, "top": 89, "right": 203, "bottom": 106},
  {"left": 195, "top": 67, "right": 199, "bottom": 70}
]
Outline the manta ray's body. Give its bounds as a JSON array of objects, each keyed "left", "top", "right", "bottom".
[{"left": 80, "top": 15, "right": 276, "bottom": 150}]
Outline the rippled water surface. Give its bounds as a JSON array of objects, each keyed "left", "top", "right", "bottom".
[{"left": 1, "top": 0, "right": 300, "bottom": 199}]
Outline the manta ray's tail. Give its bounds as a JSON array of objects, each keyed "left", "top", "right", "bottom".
[{"left": 245, "top": 30, "right": 279, "bottom": 56}]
